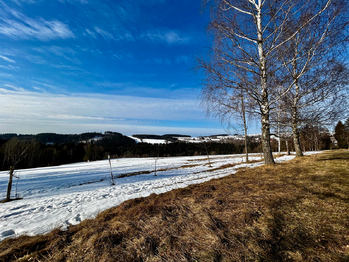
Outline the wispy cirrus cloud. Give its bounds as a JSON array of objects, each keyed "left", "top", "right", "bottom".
[
  {"left": 91, "top": 26, "right": 134, "bottom": 42},
  {"left": 9, "top": 0, "right": 37, "bottom": 5},
  {"left": 32, "top": 45, "right": 81, "bottom": 64},
  {"left": 33, "top": 45, "right": 76, "bottom": 56},
  {"left": 0, "top": 64, "right": 19, "bottom": 70},
  {"left": 94, "top": 27, "right": 114, "bottom": 40},
  {"left": 31, "top": 80, "right": 61, "bottom": 92},
  {"left": 140, "top": 29, "right": 191, "bottom": 45},
  {"left": 0, "top": 54, "right": 16, "bottom": 63},
  {"left": 0, "top": 73, "right": 12, "bottom": 78},
  {"left": 113, "top": 51, "right": 133, "bottom": 61},
  {"left": 3, "top": 84, "right": 25, "bottom": 91},
  {"left": 23, "top": 54, "right": 46, "bottom": 64},
  {"left": 85, "top": 28, "right": 96, "bottom": 38},
  {"left": 0, "top": 1, "right": 74, "bottom": 41},
  {"left": 33, "top": 86, "right": 46, "bottom": 92}
]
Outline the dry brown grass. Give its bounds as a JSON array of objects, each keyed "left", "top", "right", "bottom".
[
  {"left": 117, "top": 164, "right": 201, "bottom": 179},
  {"left": 197, "top": 160, "right": 262, "bottom": 174},
  {"left": 187, "top": 155, "right": 245, "bottom": 162},
  {"left": 158, "top": 164, "right": 201, "bottom": 172},
  {"left": 0, "top": 150, "right": 348, "bottom": 262}
]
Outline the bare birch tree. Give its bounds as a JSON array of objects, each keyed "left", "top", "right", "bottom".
[
  {"left": 276, "top": 0, "right": 349, "bottom": 157},
  {"left": 200, "top": 0, "right": 315, "bottom": 164},
  {"left": 200, "top": 0, "right": 348, "bottom": 163},
  {"left": 201, "top": 82, "right": 256, "bottom": 162}
]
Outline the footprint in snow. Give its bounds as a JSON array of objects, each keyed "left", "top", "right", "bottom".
[{"left": 1, "top": 229, "right": 15, "bottom": 237}]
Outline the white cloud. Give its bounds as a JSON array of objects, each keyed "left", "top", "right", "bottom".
[
  {"left": 92, "top": 26, "right": 134, "bottom": 42},
  {"left": 3, "top": 84, "right": 25, "bottom": 91},
  {"left": 33, "top": 86, "right": 46, "bottom": 92},
  {"left": 0, "top": 19, "right": 74, "bottom": 41},
  {"left": 0, "top": 54, "right": 16, "bottom": 63},
  {"left": 85, "top": 28, "right": 96, "bottom": 38},
  {"left": 0, "top": 2, "right": 74, "bottom": 41},
  {"left": 140, "top": 29, "right": 191, "bottom": 45},
  {"left": 0, "top": 89, "right": 215, "bottom": 135},
  {"left": 31, "top": 81, "right": 61, "bottom": 92},
  {"left": 94, "top": 26, "right": 114, "bottom": 40},
  {"left": 0, "top": 64, "right": 19, "bottom": 70},
  {"left": 0, "top": 73, "right": 12, "bottom": 77}
]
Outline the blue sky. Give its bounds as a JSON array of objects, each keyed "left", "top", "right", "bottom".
[{"left": 0, "top": 0, "right": 250, "bottom": 136}]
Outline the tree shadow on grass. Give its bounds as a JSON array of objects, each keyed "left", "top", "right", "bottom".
[{"left": 265, "top": 196, "right": 349, "bottom": 262}]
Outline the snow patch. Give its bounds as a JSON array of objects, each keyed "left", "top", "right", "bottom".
[{"left": 0, "top": 151, "right": 322, "bottom": 242}]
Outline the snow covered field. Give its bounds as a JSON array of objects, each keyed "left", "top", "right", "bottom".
[{"left": 0, "top": 152, "right": 321, "bottom": 242}]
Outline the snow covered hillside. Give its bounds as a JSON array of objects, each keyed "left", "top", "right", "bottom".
[{"left": 0, "top": 152, "right": 320, "bottom": 242}]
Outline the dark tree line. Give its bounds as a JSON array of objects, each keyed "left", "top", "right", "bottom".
[
  {"left": 1, "top": 139, "right": 86, "bottom": 171},
  {"left": 0, "top": 133, "right": 265, "bottom": 172},
  {"left": 0, "top": 132, "right": 136, "bottom": 171},
  {"left": 117, "top": 141, "right": 260, "bottom": 158}
]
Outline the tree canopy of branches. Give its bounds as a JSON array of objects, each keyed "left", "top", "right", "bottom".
[
  {"left": 275, "top": 0, "right": 349, "bottom": 156},
  {"left": 200, "top": 0, "right": 349, "bottom": 164}
]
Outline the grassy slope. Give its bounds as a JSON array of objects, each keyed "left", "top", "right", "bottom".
[{"left": 0, "top": 150, "right": 348, "bottom": 262}]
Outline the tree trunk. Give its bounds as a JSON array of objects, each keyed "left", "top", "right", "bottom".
[
  {"left": 292, "top": 81, "right": 303, "bottom": 157},
  {"left": 277, "top": 105, "right": 281, "bottom": 153},
  {"left": 244, "top": 127, "right": 249, "bottom": 162},
  {"left": 257, "top": 5, "right": 274, "bottom": 165},
  {"left": 290, "top": 54, "right": 304, "bottom": 157},
  {"left": 292, "top": 110, "right": 303, "bottom": 157},
  {"left": 261, "top": 110, "right": 275, "bottom": 164},
  {"left": 286, "top": 140, "right": 290, "bottom": 155},
  {"left": 241, "top": 97, "right": 249, "bottom": 162},
  {"left": 6, "top": 166, "right": 14, "bottom": 201},
  {"left": 204, "top": 142, "right": 212, "bottom": 167}
]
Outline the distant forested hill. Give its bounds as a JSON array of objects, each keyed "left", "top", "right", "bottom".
[
  {"left": 0, "top": 132, "right": 136, "bottom": 171},
  {"left": 0, "top": 132, "right": 106, "bottom": 144},
  {"left": 0, "top": 131, "right": 262, "bottom": 171}
]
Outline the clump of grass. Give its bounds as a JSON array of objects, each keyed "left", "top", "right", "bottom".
[
  {"left": 158, "top": 164, "right": 200, "bottom": 172},
  {"left": 0, "top": 150, "right": 348, "bottom": 261},
  {"left": 116, "top": 164, "right": 201, "bottom": 179},
  {"left": 198, "top": 159, "right": 262, "bottom": 173},
  {"left": 116, "top": 170, "right": 153, "bottom": 178}
]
